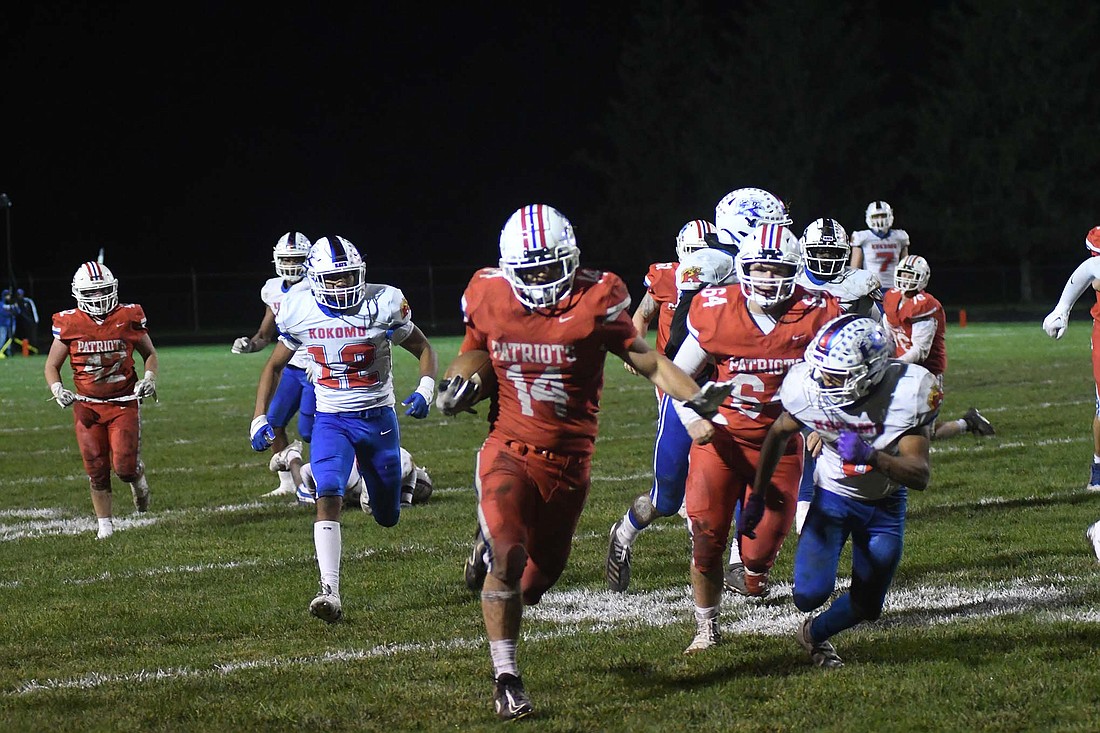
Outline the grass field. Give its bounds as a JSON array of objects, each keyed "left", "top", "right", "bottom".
[{"left": 2, "top": 322, "right": 1100, "bottom": 732}]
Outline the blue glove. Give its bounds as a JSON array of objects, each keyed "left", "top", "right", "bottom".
[
  {"left": 402, "top": 391, "right": 429, "bottom": 419},
  {"left": 737, "top": 492, "right": 767, "bottom": 540},
  {"left": 250, "top": 415, "right": 276, "bottom": 452},
  {"left": 837, "top": 430, "right": 876, "bottom": 465}
]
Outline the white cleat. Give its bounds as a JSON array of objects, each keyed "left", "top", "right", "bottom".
[
  {"left": 1086, "top": 521, "right": 1100, "bottom": 563},
  {"left": 269, "top": 440, "right": 303, "bottom": 472},
  {"left": 796, "top": 616, "right": 843, "bottom": 668},
  {"left": 683, "top": 615, "right": 720, "bottom": 655},
  {"left": 309, "top": 584, "right": 343, "bottom": 623}
]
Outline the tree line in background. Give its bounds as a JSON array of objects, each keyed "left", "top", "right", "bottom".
[{"left": 578, "top": 0, "right": 1100, "bottom": 302}]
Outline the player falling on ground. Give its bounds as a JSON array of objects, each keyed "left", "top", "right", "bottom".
[
  {"left": 607, "top": 187, "right": 794, "bottom": 595},
  {"left": 251, "top": 235, "right": 438, "bottom": 623},
  {"left": 882, "top": 255, "right": 994, "bottom": 440},
  {"left": 850, "top": 200, "right": 909, "bottom": 290},
  {"left": 436, "top": 203, "right": 730, "bottom": 720},
  {"left": 747, "top": 315, "right": 936, "bottom": 668},
  {"left": 44, "top": 262, "right": 158, "bottom": 539},
  {"left": 793, "top": 217, "right": 884, "bottom": 533},
  {"left": 605, "top": 218, "right": 716, "bottom": 592},
  {"left": 231, "top": 231, "right": 316, "bottom": 496},
  {"left": 669, "top": 223, "right": 844, "bottom": 653}
]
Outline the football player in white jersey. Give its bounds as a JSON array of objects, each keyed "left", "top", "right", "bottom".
[
  {"left": 850, "top": 201, "right": 910, "bottom": 290},
  {"left": 250, "top": 235, "right": 438, "bottom": 623},
  {"left": 794, "top": 218, "right": 885, "bottom": 533},
  {"left": 745, "top": 315, "right": 937, "bottom": 668},
  {"left": 232, "top": 232, "right": 315, "bottom": 496}
]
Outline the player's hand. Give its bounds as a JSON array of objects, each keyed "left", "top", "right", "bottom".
[
  {"left": 402, "top": 391, "right": 430, "bottom": 419},
  {"left": 686, "top": 418, "right": 716, "bottom": 445},
  {"left": 1042, "top": 310, "right": 1068, "bottom": 340},
  {"left": 737, "top": 492, "right": 766, "bottom": 540},
  {"left": 435, "top": 376, "right": 479, "bottom": 416},
  {"left": 250, "top": 415, "right": 276, "bottom": 452},
  {"left": 623, "top": 360, "right": 640, "bottom": 376},
  {"left": 685, "top": 380, "right": 734, "bottom": 426},
  {"left": 806, "top": 431, "right": 823, "bottom": 458},
  {"left": 304, "top": 360, "right": 323, "bottom": 385},
  {"left": 134, "top": 371, "right": 157, "bottom": 399},
  {"left": 50, "top": 382, "right": 76, "bottom": 408},
  {"left": 231, "top": 336, "right": 253, "bottom": 354},
  {"left": 837, "top": 430, "right": 876, "bottom": 465}
]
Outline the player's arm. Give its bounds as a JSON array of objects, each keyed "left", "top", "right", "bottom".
[
  {"left": 631, "top": 292, "right": 659, "bottom": 339},
  {"left": 863, "top": 427, "right": 931, "bottom": 490},
  {"left": 44, "top": 338, "right": 78, "bottom": 406},
  {"left": 395, "top": 324, "right": 438, "bottom": 418},
  {"left": 132, "top": 333, "right": 159, "bottom": 398},
  {"left": 735, "top": 410, "right": 806, "bottom": 537},
  {"left": 663, "top": 288, "right": 699, "bottom": 359},
  {"left": 1043, "top": 257, "right": 1100, "bottom": 338},
  {"left": 896, "top": 317, "right": 936, "bottom": 363},
  {"left": 850, "top": 245, "right": 864, "bottom": 269},
  {"left": 233, "top": 306, "right": 277, "bottom": 354}
]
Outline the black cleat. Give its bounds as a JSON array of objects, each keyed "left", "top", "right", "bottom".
[
  {"left": 493, "top": 673, "right": 534, "bottom": 721},
  {"left": 962, "top": 407, "right": 995, "bottom": 436},
  {"left": 605, "top": 519, "right": 633, "bottom": 593},
  {"left": 464, "top": 528, "right": 488, "bottom": 592}
]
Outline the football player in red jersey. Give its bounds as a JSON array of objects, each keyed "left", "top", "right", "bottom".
[
  {"left": 43, "top": 262, "right": 158, "bottom": 540},
  {"left": 669, "top": 223, "right": 844, "bottom": 653},
  {"left": 883, "top": 255, "right": 995, "bottom": 440},
  {"left": 436, "top": 204, "right": 730, "bottom": 721}
]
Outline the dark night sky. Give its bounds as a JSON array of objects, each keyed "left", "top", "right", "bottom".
[{"left": 2, "top": 3, "right": 630, "bottom": 280}]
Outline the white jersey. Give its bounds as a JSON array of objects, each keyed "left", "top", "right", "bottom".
[
  {"left": 260, "top": 277, "right": 312, "bottom": 369},
  {"left": 275, "top": 284, "right": 415, "bottom": 413},
  {"left": 675, "top": 248, "right": 737, "bottom": 292},
  {"left": 850, "top": 228, "right": 910, "bottom": 289},
  {"left": 778, "top": 361, "right": 940, "bottom": 501},
  {"left": 797, "top": 267, "right": 882, "bottom": 319}
]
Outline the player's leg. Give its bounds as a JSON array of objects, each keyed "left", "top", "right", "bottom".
[
  {"left": 297, "top": 376, "right": 316, "bottom": 444},
  {"left": 354, "top": 408, "right": 403, "bottom": 528},
  {"left": 1090, "top": 359, "right": 1100, "bottom": 490},
  {"left": 265, "top": 366, "right": 306, "bottom": 495},
  {"left": 684, "top": 436, "right": 738, "bottom": 653},
  {"left": 305, "top": 412, "right": 356, "bottom": 622},
  {"left": 792, "top": 488, "right": 857, "bottom": 668},
  {"left": 73, "top": 404, "right": 114, "bottom": 539},
  {"left": 104, "top": 404, "right": 148, "bottom": 513},
  {"left": 607, "top": 393, "right": 691, "bottom": 592},
  {"left": 734, "top": 439, "right": 802, "bottom": 597},
  {"left": 796, "top": 429, "right": 816, "bottom": 534},
  {"left": 477, "top": 438, "right": 536, "bottom": 720},
  {"left": 519, "top": 453, "right": 591, "bottom": 605}
]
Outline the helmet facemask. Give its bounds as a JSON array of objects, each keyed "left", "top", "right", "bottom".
[
  {"left": 273, "top": 232, "right": 312, "bottom": 282},
  {"left": 306, "top": 236, "right": 367, "bottom": 310},
  {"left": 501, "top": 247, "right": 580, "bottom": 309},
  {"left": 498, "top": 204, "right": 580, "bottom": 310},
  {"left": 735, "top": 224, "right": 803, "bottom": 308},
  {"left": 894, "top": 256, "right": 930, "bottom": 292},
  {"left": 865, "top": 201, "right": 894, "bottom": 234}
]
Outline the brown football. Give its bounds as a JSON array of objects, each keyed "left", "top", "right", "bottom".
[{"left": 443, "top": 349, "right": 497, "bottom": 401}]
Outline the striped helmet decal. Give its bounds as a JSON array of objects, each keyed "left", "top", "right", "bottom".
[
  {"left": 328, "top": 236, "right": 348, "bottom": 264},
  {"left": 83, "top": 262, "right": 105, "bottom": 282},
  {"left": 813, "top": 314, "right": 861, "bottom": 356},
  {"left": 521, "top": 205, "right": 547, "bottom": 251},
  {"left": 758, "top": 224, "right": 788, "bottom": 252}
]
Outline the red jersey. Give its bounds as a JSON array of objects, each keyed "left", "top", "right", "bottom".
[
  {"left": 460, "top": 267, "right": 637, "bottom": 457},
  {"left": 642, "top": 262, "right": 679, "bottom": 352},
  {"left": 688, "top": 285, "right": 842, "bottom": 445},
  {"left": 882, "top": 288, "right": 947, "bottom": 376},
  {"left": 52, "top": 304, "right": 148, "bottom": 399}
]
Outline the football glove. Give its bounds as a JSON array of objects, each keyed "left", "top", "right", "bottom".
[
  {"left": 50, "top": 382, "right": 77, "bottom": 408},
  {"left": 231, "top": 336, "right": 253, "bottom": 354},
  {"left": 737, "top": 492, "right": 766, "bottom": 540},
  {"left": 684, "top": 380, "right": 735, "bottom": 426},
  {"left": 134, "top": 371, "right": 157, "bottom": 399},
  {"left": 1042, "top": 310, "right": 1068, "bottom": 340},
  {"left": 401, "top": 376, "right": 435, "bottom": 419},
  {"left": 837, "top": 430, "right": 876, "bottom": 465},
  {"left": 435, "top": 376, "right": 480, "bottom": 416},
  {"left": 304, "top": 360, "right": 323, "bottom": 385},
  {"left": 250, "top": 415, "right": 276, "bottom": 452}
]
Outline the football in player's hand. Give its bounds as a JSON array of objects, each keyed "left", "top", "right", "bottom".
[{"left": 443, "top": 349, "right": 497, "bottom": 398}]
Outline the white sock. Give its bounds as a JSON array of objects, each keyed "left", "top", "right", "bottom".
[
  {"left": 1093, "top": 455, "right": 1100, "bottom": 464},
  {"left": 617, "top": 513, "right": 639, "bottom": 546},
  {"left": 279, "top": 470, "right": 295, "bottom": 490},
  {"left": 955, "top": 418, "right": 968, "bottom": 432},
  {"left": 314, "top": 520, "right": 342, "bottom": 596},
  {"left": 96, "top": 517, "right": 114, "bottom": 539},
  {"left": 728, "top": 537, "right": 742, "bottom": 566},
  {"left": 489, "top": 639, "right": 519, "bottom": 678},
  {"left": 694, "top": 604, "right": 719, "bottom": 625}
]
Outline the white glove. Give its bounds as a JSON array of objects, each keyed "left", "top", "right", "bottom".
[
  {"left": 304, "top": 360, "right": 323, "bottom": 385},
  {"left": 1042, "top": 310, "right": 1068, "bottom": 340},
  {"left": 134, "top": 371, "right": 157, "bottom": 399},
  {"left": 231, "top": 337, "right": 253, "bottom": 354},
  {"left": 50, "top": 382, "right": 77, "bottom": 408},
  {"left": 435, "top": 376, "right": 479, "bottom": 416}
]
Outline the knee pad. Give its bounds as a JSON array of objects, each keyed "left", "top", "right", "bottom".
[
  {"left": 630, "top": 494, "right": 659, "bottom": 526},
  {"left": 489, "top": 542, "right": 529, "bottom": 586}
]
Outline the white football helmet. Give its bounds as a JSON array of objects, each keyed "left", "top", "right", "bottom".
[
  {"left": 801, "top": 218, "right": 851, "bottom": 280},
  {"left": 1086, "top": 226, "right": 1100, "bottom": 255},
  {"left": 306, "top": 236, "right": 367, "bottom": 309},
  {"left": 711, "top": 187, "right": 793, "bottom": 249},
  {"left": 675, "top": 220, "right": 716, "bottom": 261},
  {"left": 865, "top": 201, "right": 894, "bottom": 234},
  {"left": 71, "top": 261, "right": 119, "bottom": 317},
  {"left": 805, "top": 314, "right": 892, "bottom": 407},
  {"left": 894, "top": 255, "right": 930, "bottom": 292},
  {"left": 273, "top": 231, "right": 312, "bottom": 282},
  {"left": 498, "top": 204, "right": 580, "bottom": 309},
  {"left": 735, "top": 224, "right": 802, "bottom": 307}
]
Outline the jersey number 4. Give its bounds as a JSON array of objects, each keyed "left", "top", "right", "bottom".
[{"left": 505, "top": 364, "right": 568, "bottom": 418}]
